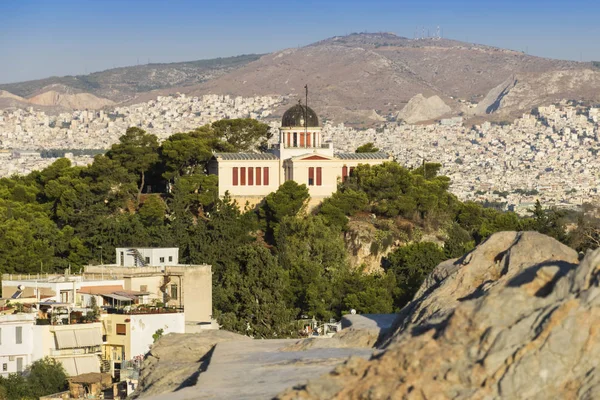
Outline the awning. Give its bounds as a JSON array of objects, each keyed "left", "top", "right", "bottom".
[
  {"left": 101, "top": 293, "right": 133, "bottom": 302},
  {"left": 55, "top": 330, "right": 77, "bottom": 349},
  {"left": 59, "top": 356, "right": 100, "bottom": 376},
  {"left": 75, "top": 356, "right": 100, "bottom": 375},
  {"left": 59, "top": 358, "right": 77, "bottom": 376},
  {"left": 74, "top": 328, "right": 102, "bottom": 347}
]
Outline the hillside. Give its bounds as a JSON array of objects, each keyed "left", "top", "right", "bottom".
[
  {"left": 3, "top": 33, "right": 600, "bottom": 123},
  {"left": 0, "top": 54, "right": 262, "bottom": 103},
  {"left": 159, "top": 32, "right": 600, "bottom": 124}
]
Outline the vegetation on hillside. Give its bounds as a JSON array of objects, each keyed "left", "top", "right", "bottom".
[{"left": 0, "top": 118, "right": 588, "bottom": 338}]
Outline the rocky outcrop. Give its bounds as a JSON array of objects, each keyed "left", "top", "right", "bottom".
[
  {"left": 133, "top": 330, "right": 250, "bottom": 398},
  {"left": 28, "top": 90, "right": 114, "bottom": 109},
  {"left": 396, "top": 94, "right": 452, "bottom": 124},
  {"left": 278, "top": 231, "right": 600, "bottom": 399}
]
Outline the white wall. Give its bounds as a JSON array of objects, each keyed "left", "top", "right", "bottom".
[
  {"left": 215, "top": 159, "right": 280, "bottom": 197},
  {"left": 115, "top": 248, "right": 179, "bottom": 267},
  {"left": 0, "top": 314, "right": 35, "bottom": 376},
  {"left": 128, "top": 313, "right": 185, "bottom": 358}
]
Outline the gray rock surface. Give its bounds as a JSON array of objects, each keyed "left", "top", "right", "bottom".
[
  {"left": 134, "top": 330, "right": 250, "bottom": 398},
  {"left": 279, "top": 231, "right": 600, "bottom": 399},
  {"left": 397, "top": 93, "right": 452, "bottom": 123},
  {"left": 144, "top": 339, "right": 373, "bottom": 400}
]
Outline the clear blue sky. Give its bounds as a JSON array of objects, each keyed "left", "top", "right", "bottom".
[{"left": 1, "top": 0, "right": 599, "bottom": 83}]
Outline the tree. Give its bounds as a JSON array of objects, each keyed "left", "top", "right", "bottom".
[
  {"left": 107, "top": 127, "right": 159, "bottom": 204},
  {"left": 276, "top": 216, "right": 348, "bottom": 321},
  {"left": 260, "top": 181, "right": 309, "bottom": 241},
  {"left": 217, "top": 244, "right": 297, "bottom": 338},
  {"left": 383, "top": 242, "right": 446, "bottom": 308},
  {"left": 211, "top": 119, "right": 272, "bottom": 151},
  {"left": 138, "top": 196, "right": 166, "bottom": 227},
  {"left": 0, "top": 357, "right": 68, "bottom": 400},
  {"left": 355, "top": 142, "right": 379, "bottom": 153}
]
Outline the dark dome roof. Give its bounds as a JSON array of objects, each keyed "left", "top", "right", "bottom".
[{"left": 281, "top": 103, "right": 319, "bottom": 127}]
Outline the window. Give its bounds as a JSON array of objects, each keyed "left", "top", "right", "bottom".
[
  {"left": 140, "top": 285, "right": 147, "bottom": 292},
  {"left": 145, "top": 257, "right": 150, "bottom": 264},
  {"left": 342, "top": 166, "right": 348, "bottom": 182},
  {"left": 2, "top": 364, "right": 6, "bottom": 372},
  {"left": 308, "top": 167, "right": 314, "bottom": 186},
  {"left": 159, "top": 257, "right": 165, "bottom": 263},
  {"left": 15, "top": 326, "right": 22, "bottom": 344},
  {"left": 116, "top": 324, "right": 126, "bottom": 335},
  {"left": 263, "top": 167, "right": 269, "bottom": 185},
  {"left": 287, "top": 132, "right": 291, "bottom": 148},
  {"left": 16, "top": 358, "right": 23, "bottom": 373},
  {"left": 169, "top": 256, "right": 173, "bottom": 262},
  {"left": 299, "top": 132, "right": 305, "bottom": 147},
  {"left": 240, "top": 167, "right": 246, "bottom": 185},
  {"left": 256, "top": 167, "right": 261, "bottom": 185},
  {"left": 293, "top": 132, "right": 297, "bottom": 147},
  {"left": 248, "top": 167, "right": 254, "bottom": 185},
  {"left": 120, "top": 251, "right": 124, "bottom": 266},
  {"left": 307, "top": 132, "right": 311, "bottom": 147},
  {"left": 349, "top": 167, "right": 355, "bottom": 176},
  {"left": 171, "top": 284, "right": 178, "bottom": 300},
  {"left": 316, "top": 167, "right": 322, "bottom": 186},
  {"left": 232, "top": 167, "right": 239, "bottom": 186}
]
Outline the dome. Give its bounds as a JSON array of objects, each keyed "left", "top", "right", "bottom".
[{"left": 281, "top": 103, "right": 319, "bottom": 128}]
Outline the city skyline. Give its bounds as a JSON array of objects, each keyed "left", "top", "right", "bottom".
[{"left": 1, "top": 0, "right": 600, "bottom": 83}]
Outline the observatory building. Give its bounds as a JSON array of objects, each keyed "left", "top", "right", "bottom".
[{"left": 209, "top": 102, "right": 391, "bottom": 206}]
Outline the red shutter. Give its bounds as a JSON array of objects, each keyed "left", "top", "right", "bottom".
[
  {"left": 342, "top": 166, "right": 348, "bottom": 182},
  {"left": 307, "top": 132, "right": 311, "bottom": 147},
  {"left": 256, "top": 167, "right": 261, "bottom": 185},
  {"left": 233, "top": 167, "right": 238, "bottom": 186},
  {"left": 287, "top": 132, "right": 291, "bottom": 148},
  {"left": 300, "top": 132, "right": 305, "bottom": 147},
  {"left": 240, "top": 167, "right": 246, "bottom": 186},
  {"left": 308, "top": 167, "right": 314, "bottom": 186},
  {"left": 248, "top": 167, "right": 254, "bottom": 185},
  {"left": 316, "top": 167, "right": 322, "bottom": 186},
  {"left": 263, "top": 167, "right": 269, "bottom": 185}
]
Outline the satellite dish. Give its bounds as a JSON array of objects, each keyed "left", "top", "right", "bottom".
[
  {"left": 17, "top": 285, "right": 25, "bottom": 291},
  {"left": 350, "top": 309, "right": 356, "bottom": 315}
]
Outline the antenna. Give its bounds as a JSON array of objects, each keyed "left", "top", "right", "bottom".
[
  {"left": 304, "top": 84, "right": 308, "bottom": 138},
  {"left": 422, "top": 26, "right": 425, "bottom": 40},
  {"left": 436, "top": 26, "right": 440, "bottom": 40}
]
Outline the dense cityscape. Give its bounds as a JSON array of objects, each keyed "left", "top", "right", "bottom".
[{"left": 2, "top": 94, "right": 599, "bottom": 213}]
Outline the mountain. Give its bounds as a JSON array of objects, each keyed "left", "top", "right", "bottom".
[
  {"left": 2, "top": 33, "right": 600, "bottom": 123},
  {"left": 158, "top": 32, "right": 600, "bottom": 124},
  {"left": 0, "top": 54, "right": 262, "bottom": 103}
]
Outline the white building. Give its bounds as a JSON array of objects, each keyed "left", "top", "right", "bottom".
[
  {"left": 0, "top": 314, "right": 35, "bottom": 376},
  {"left": 114, "top": 247, "right": 179, "bottom": 267},
  {"left": 209, "top": 103, "right": 392, "bottom": 206}
]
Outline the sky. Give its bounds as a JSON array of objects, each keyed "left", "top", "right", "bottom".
[{"left": 1, "top": 0, "right": 600, "bottom": 84}]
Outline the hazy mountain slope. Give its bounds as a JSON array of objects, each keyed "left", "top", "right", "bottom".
[
  {"left": 0, "top": 54, "right": 262, "bottom": 103},
  {"left": 179, "top": 33, "right": 597, "bottom": 123}
]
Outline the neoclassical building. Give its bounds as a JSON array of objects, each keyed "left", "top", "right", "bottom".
[{"left": 208, "top": 103, "right": 392, "bottom": 206}]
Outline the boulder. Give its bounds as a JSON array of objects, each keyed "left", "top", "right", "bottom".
[
  {"left": 278, "top": 231, "right": 600, "bottom": 400},
  {"left": 133, "top": 330, "right": 250, "bottom": 398},
  {"left": 397, "top": 94, "right": 451, "bottom": 124}
]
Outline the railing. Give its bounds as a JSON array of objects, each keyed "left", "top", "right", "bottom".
[{"left": 50, "top": 346, "right": 102, "bottom": 357}]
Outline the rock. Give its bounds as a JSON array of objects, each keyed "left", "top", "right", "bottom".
[
  {"left": 28, "top": 90, "right": 114, "bottom": 109},
  {"left": 133, "top": 330, "right": 250, "bottom": 398},
  {"left": 396, "top": 94, "right": 452, "bottom": 124},
  {"left": 278, "top": 231, "right": 600, "bottom": 400}
]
